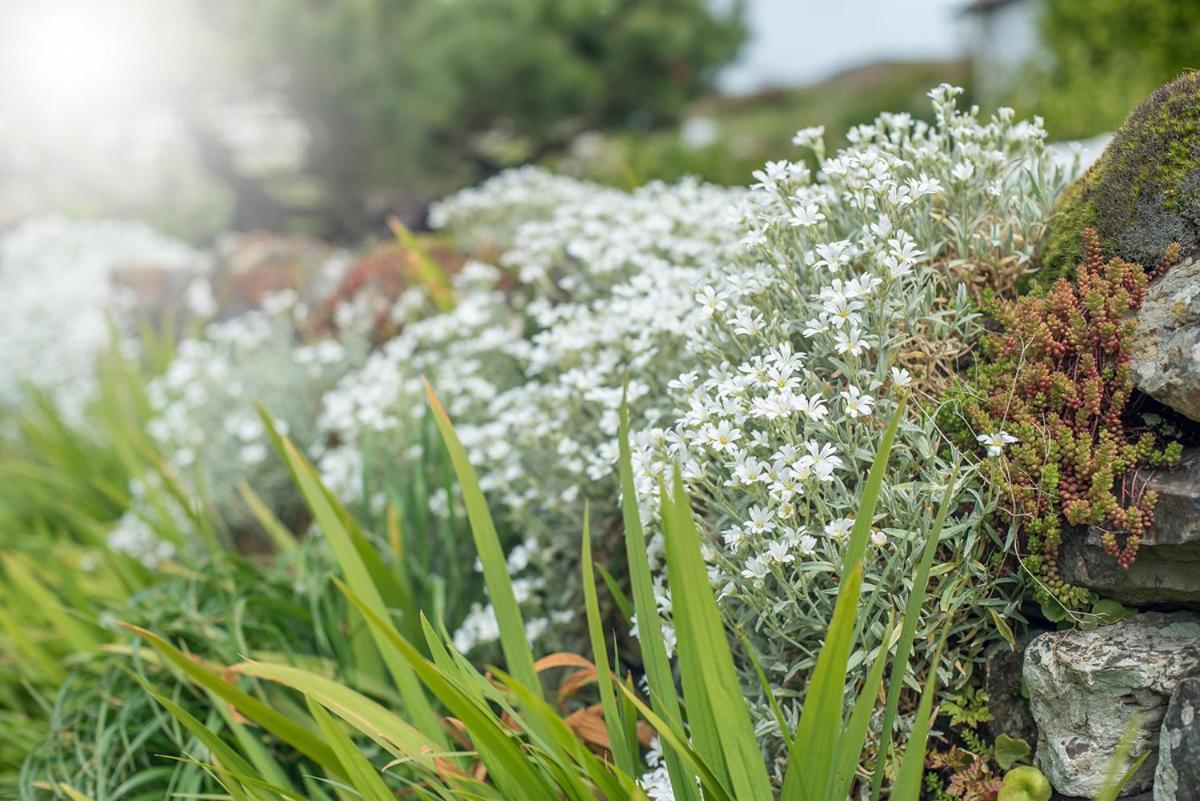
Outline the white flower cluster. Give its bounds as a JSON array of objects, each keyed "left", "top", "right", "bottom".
[
  {"left": 428, "top": 166, "right": 611, "bottom": 253},
  {"left": 315, "top": 262, "right": 525, "bottom": 505},
  {"left": 624, "top": 86, "right": 1062, "bottom": 752},
  {"left": 137, "top": 290, "right": 371, "bottom": 549},
  {"left": 0, "top": 216, "right": 206, "bottom": 417},
  {"left": 319, "top": 171, "right": 746, "bottom": 651}
]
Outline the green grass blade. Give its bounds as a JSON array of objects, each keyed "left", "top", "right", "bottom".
[
  {"left": 423, "top": 380, "right": 540, "bottom": 699},
  {"left": 783, "top": 393, "right": 907, "bottom": 801},
  {"left": 306, "top": 696, "right": 396, "bottom": 801},
  {"left": 616, "top": 682, "right": 733, "bottom": 801},
  {"left": 661, "top": 470, "right": 773, "bottom": 801},
  {"left": 234, "top": 660, "right": 446, "bottom": 762},
  {"left": 617, "top": 397, "right": 700, "bottom": 801},
  {"left": 891, "top": 628, "right": 948, "bottom": 801},
  {"left": 739, "top": 633, "right": 793, "bottom": 752},
  {"left": 493, "top": 669, "right": 625, "bottom": 801},
  {"left": 870, "top": 461, "right": 960, "bottom": 801},
  {"left": 260, "top": 411, "right": 446, "bottom": 751},
  {"left": 831, "top": 617, "right": 895, "bottom": 801},
  {"left": 121, "top": 623, "right": 344, "bottom": 777},
  {"left": 596, "top": 563, "right": 633, "bottom": 624},
  {"left": 581, "top": 503, "right": 637, "bottom": 776},
  {"left": 338, "top": 578, "right": 560, "bottom": 801},
  {"left": 1096, "top": 714, "right": 1149, "bottom": 801},
  {"left": 238, "top": 481, "right": 298, "bottom": 552}
]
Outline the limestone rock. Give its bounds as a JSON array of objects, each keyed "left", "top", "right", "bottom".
[
  {"left": 1023, "top": 612, "right": 1200, "bottom": 797},
  {"left": 1131, "top": 258, "right": 1200, "bottom": 422},
  {"left": 1154, "top": 677, "right": 1200, "bottom": 801}
]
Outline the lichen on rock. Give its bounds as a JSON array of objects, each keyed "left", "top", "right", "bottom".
[{"left": 1037, "top": 72, "right": 1200, "bottom": 287}]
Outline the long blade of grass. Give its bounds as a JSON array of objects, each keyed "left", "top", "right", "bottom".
[
  {"left": 869, "top": 462, "right": 961, "bottom": 801},
  {"left": 891, "top": 628, "right": 948, "bottom": 801},
  {"left": 338, "top": 578, "right": 560, "bottom": 801},
  {"left": 581, "top": 503, "right": 637, "bottom": 776},
  {"left": 493, "top": 669, "right": 626, "bottom": 801},
  {"left": 831, "top": 617, "right": 895, "bottom": 801},
  {"left": 616, "top": 682, "right": 734, "bottom": 801},
  {"left": 233, "top": 660, "right": 446, "bottom": 762},
  {"left": 306, "top": 696, "right": 396, "bottom": 801},
  {"left": 422, "top": 380, "right": 540, "bottom": 699},
  {"left": 1096, "top": 714, "right": 1149, "bottom": 801},
  {"left": 661, "top": 470, "right": 773, "bottom": 801},
  {"left": 237, "top": 482, "right": 298, "bottom": 553},
  {"left": 137, "top": 678, "right": 306, "bottom": 801},
  {"left": 121, "top": 624, "right": 343, "bottom": 777},
  {"left": 595, "top": 563, "right": 633, "bottom": 624},
  {"left": 260, "top": 411, "right": 446, "bottom": 751},
  {"left": 617, "top": 396, "right": 700, "bottom": 801},
  {"left": 783, "top": 393, "right": 907, "bottom": 801}
]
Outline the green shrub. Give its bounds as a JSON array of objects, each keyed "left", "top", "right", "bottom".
[
  {"left": 1011, "top": 0, "right": 1200, "bottom": 142},
  {"left": 191, "top": 0, "right": 745, "bottom": 234}
]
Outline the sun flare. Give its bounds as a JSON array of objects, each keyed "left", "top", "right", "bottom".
[{"left": 2, "top": 1, "right": 156, "bottom": 117}]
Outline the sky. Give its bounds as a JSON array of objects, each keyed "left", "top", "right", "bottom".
[{"left": 721, "top": 0, "right": 970, "bottom": 93}]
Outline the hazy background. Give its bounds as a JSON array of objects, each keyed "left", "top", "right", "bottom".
[
  {"left": 0, "top": 0, "right": 1192, "bottom": 243},
  {"left": 722, "top": 0, "right": 965, "bottom": 91}
]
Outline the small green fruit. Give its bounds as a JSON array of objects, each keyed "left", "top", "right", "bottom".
[{"left": 998, "top": 766, "right": 1052, "bottom": 801}]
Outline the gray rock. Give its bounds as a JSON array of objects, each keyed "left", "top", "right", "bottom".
[
  {"left": 1155, "top": 677, "right": 1200, "bottom": 801},
  {"left": 1060, "top": 448, "right": 1200, "bottom": 606},
  {"left": 985, "top": 632, "right": 1042, "bottom": 747},
  {"left": 1024, "top": 612, "right": 1200, "bottom": 798},
  {"left": 1131, "top": 257, "right": 1200, "bottom": 422}
]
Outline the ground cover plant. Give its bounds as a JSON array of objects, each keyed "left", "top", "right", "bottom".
[{"left": 954, "top": 228, "right": 1183, "bottom": 614}]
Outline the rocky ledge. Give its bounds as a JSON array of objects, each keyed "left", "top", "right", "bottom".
[
  {"left": 1061, "top": 447, "right": 1200, "bottom": 607},
  {"left": 1024, "top": 612, "right": 1200, "bottom": 798}
]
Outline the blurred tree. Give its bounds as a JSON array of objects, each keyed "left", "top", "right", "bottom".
[
  {"left": 1013, "top": 0, "right": 1200, "bottom": 140},
  {"left": 190, "top": 0, "right": 744, "bottom": 238}
]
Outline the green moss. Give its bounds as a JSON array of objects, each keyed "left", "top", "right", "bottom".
[{"left": 1036, "top": 72, "right": 1200, "bottom": 287}]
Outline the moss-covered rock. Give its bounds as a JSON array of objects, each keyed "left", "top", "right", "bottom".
[{"left": 1038, "top": 72, "right": 1200, "bottom": 285}]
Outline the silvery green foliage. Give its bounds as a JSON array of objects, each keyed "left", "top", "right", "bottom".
[
  {"left": 135, "top": 291, "right": 370, "bottom": 554},
  {"left": 0, "top": 216, "right": 206, "bottom": 417},
  {"left": 320, "top": 173, "right": 745, "bottom": 651},
  {"left": 625, "top": 87, "right": 1064, "bottom": 757}
]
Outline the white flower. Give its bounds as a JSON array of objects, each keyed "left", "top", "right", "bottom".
[
  {"left": 824, "top": 517, "right": 854, "bottom": 541},
  {"left": 870, "top": 530, "right": 888, "bottom": 548},
  {"left": 696, "top": 286, "right": 727, "bottom": 317},
  {"left": 723, "top": 524, "right": 748, "bottom": 550},
  {"left": 789, "top": 202, "right": 826, "bottom": 228},
  {"left": 890, "top": 367, "right": 912, "bottom": 388},
  {"left": 800, "top": 441, "right": 842, "bottom": 481},
  {"left": 763, "top": 539, "right": 794, "bottom": 565},
  {"left": 834, "top": 327, "right": 869, "bottom": 356},
  {"left": 741, "top": 555, "right": 771, "bottom": 584},
  {"left": 705, "top": 420, "right": 742, "bottom": 452},
  {"left": 951, "top": 161, "right": 975, "bottom": 182},
  {"left": 977, "top": 431, "right": 1018, "bottom": 457},
  {"left": 791, "top": 125, "right": 825, "bottom": 150},
  {"left": 840, "top": 385, "right": 874, "bottom": 418},
  {"left": 746, "top": 505, "right": 776, "bottom": 535},
  {"left": 814, "top": 240, "right": 853, "bottom": 272}
]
